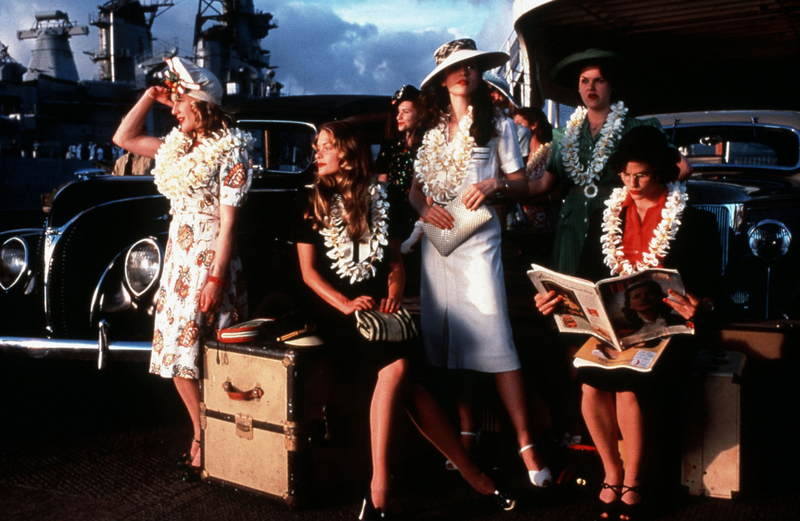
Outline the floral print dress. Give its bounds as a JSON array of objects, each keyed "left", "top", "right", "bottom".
[{"left": 150, "top": 127, "right": 254, "bottom": 379}]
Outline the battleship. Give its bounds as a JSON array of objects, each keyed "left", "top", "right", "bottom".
[{"left": 1, "top": 0, "right": 282, "bottom": 229}]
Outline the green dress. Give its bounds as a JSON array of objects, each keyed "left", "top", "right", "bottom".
[{"left": 546, "top": 113, "right": 665, "bottom": 275}]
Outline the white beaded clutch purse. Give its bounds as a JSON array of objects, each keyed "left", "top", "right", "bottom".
[{"left": 422, "top": 197, "right": 492, "bottom": 257}]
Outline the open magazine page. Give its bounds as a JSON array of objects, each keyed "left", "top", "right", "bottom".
[
  {"left": 595, "top": 269, "right": 694, "bottom": 348},
  {"left": 573, "top": 337, "right": 671, "bottom": 372},
  {"left": 527, "top": 264, "right": 621, "bottom": 349}
]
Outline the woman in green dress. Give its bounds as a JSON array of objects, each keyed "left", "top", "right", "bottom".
[{"left": 528, "top": 49, "right": 691, "bottom": 275}]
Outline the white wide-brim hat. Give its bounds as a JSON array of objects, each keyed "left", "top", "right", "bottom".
[
  {"left": 164, "top": 56, "right": 223, "bottom": 106},
  {"left": 420, "top": 39, "right": 509, "bottom": 89}
]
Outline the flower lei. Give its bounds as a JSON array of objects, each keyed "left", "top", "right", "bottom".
[
  {"left": 152, "top": 127, "right": 254, "bottom": 203},
  {"left": 561, "top": 101, "right": 627, "bottom": 198},
  {"left": 601, "top": 181, "right": 688, "bottom": 276},
  {"left": 319, "top": 183, "right": 389, "bottom": 284},
  {"left": 415, "top": 107, "right": 474, "bottom": 202},
  {"left": 526, "top": 142, "right": 552, "bottom": 179}
]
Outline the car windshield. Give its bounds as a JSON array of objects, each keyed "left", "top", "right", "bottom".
[{"left": 665, "top": 124, "right": 800, "bottom": 171}]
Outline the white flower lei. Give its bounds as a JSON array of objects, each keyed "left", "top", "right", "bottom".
[
  {"left": 319, "top": 183, "right": 389, "bottom": 284},
  {"left": 152, "top": 127, "right": 254, "bottom": 203},
  {"left": 601, "top": 181, "right": 688, "bottom": 276},
  {"left": 415, "top": 107, "right": 474, "bottom": 202},
  {"left": 561, "top": 101, "right": 627, "bottom": 198},
  {"left": 526, "top": 142, "right": 552, "bottom": 179}
]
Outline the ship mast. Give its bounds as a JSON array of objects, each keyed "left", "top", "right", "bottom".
[
  {"left": 86, "top": 0, "right": 175, "bottom": 84},
  {"left": 194, "top": 0, "right": 280, "bottom": 97}
]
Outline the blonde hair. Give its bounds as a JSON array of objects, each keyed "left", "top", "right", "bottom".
[
  {"left": 173, "top": 93, "right": 230, "bottom": 139},
  {"left": 308, "top": 121, "right": 374, "bottom": 241}
]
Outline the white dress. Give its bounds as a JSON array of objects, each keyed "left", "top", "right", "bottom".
[
  {"left": 420, "top": 117, "right": 524, "bottom": 372},
  {"left": 150, "top": 128, "right": 254, "bottom": 379}
]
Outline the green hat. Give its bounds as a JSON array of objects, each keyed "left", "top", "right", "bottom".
[{"left": 550, "top": 49, "right": 621, "bottom": 87}]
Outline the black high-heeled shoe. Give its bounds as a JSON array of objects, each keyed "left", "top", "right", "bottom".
[
  {"left": 177, "top": 437, "right": 201, "bottom": 470},
  {"left": 493, "top": 489, "right": 516, "bottom": 511},
  {"left": 618, "top": 485, "right": 644, "bottom": 521},
  {"left": 181, "top": 465, "right": 202, "bottom": 483},
  {"left": 358, "top": 493, "right": 386, "bottom": 520},
  {"left": 593, "top": 483, "right": 622, "bottom": 521}
]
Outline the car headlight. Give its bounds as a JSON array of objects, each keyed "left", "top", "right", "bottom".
[
  {"left": 748, "top": 220, "right": 791, "bottom": 261},
  {"left": 1, "top": 237, "right": 28, "bottom": 290},
  {"left": 124, "top": 239, "right": 162, "bottom": 297}
]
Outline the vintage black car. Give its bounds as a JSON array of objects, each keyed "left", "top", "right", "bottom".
[{"left": 0, "top": 95, "right": 392, "bottom": 367}]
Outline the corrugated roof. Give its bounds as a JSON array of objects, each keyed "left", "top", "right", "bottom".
[{"left": 514, "top": 0, "right": 800, "bottom": 113}]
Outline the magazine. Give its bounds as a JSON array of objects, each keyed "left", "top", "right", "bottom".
[
  {"left": 527, "top": 264, "right": 694, "bottom": 350},
  {"left": 573, "top": 337, "right": 671, "bottom": 372}
]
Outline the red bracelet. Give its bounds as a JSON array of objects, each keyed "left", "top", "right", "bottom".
[{"left": 207, "top": 275, "right": 225, "bottom": 287}]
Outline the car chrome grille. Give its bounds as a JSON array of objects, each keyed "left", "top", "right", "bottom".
[{"left": 693, "top": 204, "right": 730, "bottom": 274}]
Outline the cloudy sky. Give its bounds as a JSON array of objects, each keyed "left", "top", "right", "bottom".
[{"left": 1, "top": 0, "right": 515, "bottom": 95}]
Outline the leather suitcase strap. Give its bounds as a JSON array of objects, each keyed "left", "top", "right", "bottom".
[{"left": 222, "top": 381, "right": 264, "bottom": 401}]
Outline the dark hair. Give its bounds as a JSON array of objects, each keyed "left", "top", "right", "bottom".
[
  {"left": 514, "top": 107, "right": 553, "bottom": 143},
  {"left": 609, "top": 126, "right": 681, "bottom": 184},
  {"left": 419, "top": 72, "right": 497, "bottom": 147},
  {"left": 577, "top": 61, "right": 624, "bottom": 104},
  {"left": 621, "top": 279, "right": 671, "bottom": 324},
  {"left": 391, "top": 98, "right": 425, "bottom": 147},
  {"left": 308, "top": 121, "right": 374, "bottom": 240}
]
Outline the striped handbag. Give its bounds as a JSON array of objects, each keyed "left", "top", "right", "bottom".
[{"left": 355, "top": 307, "right": 419, "bottom": 342}]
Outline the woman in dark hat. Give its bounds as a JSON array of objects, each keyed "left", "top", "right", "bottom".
[
  {"left": 535, "top": 126, "right": 719, "bottom": 520},
  {"left": 529, "top": 49, "right": 691, "bottom": 276},
  {"left": 409, "top": 38, "right": 552, "bottom": 489},
  {"left": 113, "top": 57, "right": 253, "bottom": 481},
  {"left": 376, "top": 84, "right": 424, "bottom": 192}
]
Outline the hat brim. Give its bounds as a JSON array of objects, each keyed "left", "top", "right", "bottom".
[
  {"left": 483, "top": 75, "right": 519, "bottom": 108},
  {"left": 550, "top": 49, "right": 621, "bottom": 87},
  {"left": 421, "top": 49, "right": 509, "bottom": 89}
]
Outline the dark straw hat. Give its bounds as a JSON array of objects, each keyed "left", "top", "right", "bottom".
[
  {"left": 550, "top": 49, "right": 621, "bottom": 87},
  {"left": 391, "top": 84, "right": 420, "bottom": 106}
]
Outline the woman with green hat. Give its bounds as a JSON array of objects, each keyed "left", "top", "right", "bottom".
[{"left": 529, "top": 49, "right": 691, "bottom": 276}]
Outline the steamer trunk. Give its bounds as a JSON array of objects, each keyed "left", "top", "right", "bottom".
[{"left": 200, "top": 338, "right": 372, "bottom": 508}]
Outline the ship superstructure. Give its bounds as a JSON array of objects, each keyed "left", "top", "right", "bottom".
[
  {"left": 16, "top": 11, "right": 89, "bottom": 83},
  {"left": 86, "top": 0, "right": 175, "bottom": 85}
]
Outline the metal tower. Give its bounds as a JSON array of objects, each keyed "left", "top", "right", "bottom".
[
  {"left": 193, "top": 0, "right": 279, "bottom": 97},
  {"left": 17, "top": 11, "right": 89, "bottom": 82},
  {"left": 86, "top": 0, "right": 174, "bottom": 83}
]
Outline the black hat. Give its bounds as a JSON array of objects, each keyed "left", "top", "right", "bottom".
[
  {"left": 550, "top": 49, "right": 622, "bottom": 87},
  {"left": 391, "top": 84, "right": 420, "bottom": 106}
]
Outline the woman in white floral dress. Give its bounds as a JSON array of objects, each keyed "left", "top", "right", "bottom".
[{"left": 113, "top": 57, "right": 253, "bottom": 481}]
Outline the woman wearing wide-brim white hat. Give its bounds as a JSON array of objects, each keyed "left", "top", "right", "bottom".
[{"left": 409, "top": 38, "right": 552, "bottom": 490}]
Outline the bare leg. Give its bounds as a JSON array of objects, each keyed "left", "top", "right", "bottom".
[
  {"left": 173, "top": 377, "right": 202, "bottom": 466},
  {"left": 616, "top": 391, "right": 644, "bottom": 512},
  {"left": 495, "top": 370, "right": 547, "bottom": 473},
  {"left": 581, "top": 384, "right": 624, "bottom": 506},
  {"left": 369, "top": 359, "right": 410, "bottom": 510},
  {"left": 403, "top": 380, "right": 495, "bottom": 495}
]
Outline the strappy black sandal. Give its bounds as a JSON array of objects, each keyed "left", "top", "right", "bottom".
[
  {"left": 619, "top": 485, "right": 644, "bottom": 521},
  {"left": 176, "top": 437, "right": 201, "bottom": 470},
  {"left": 593, "top": 483, "right": 622, "bottom": 521}
]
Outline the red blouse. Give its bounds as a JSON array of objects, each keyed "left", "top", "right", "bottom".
[{"left": 620, "top": 189, "right": 668, "bottom": 268}]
